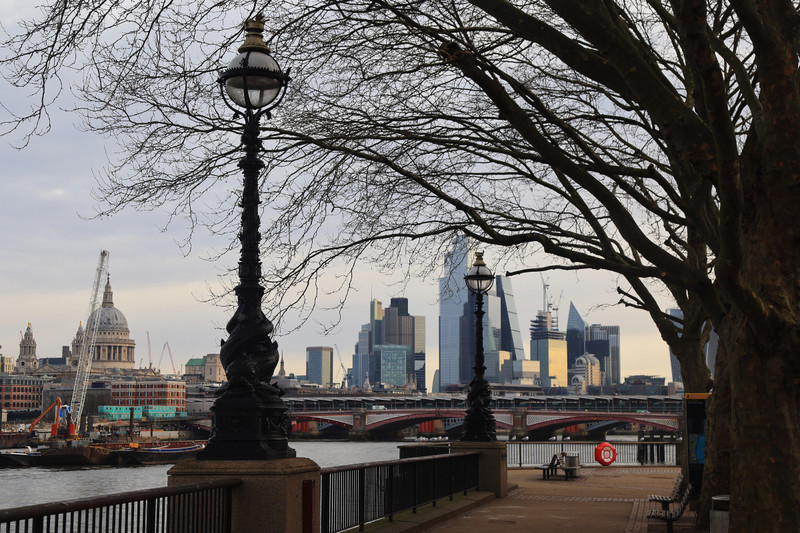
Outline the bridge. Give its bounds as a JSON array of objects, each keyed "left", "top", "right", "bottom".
[{"left": 285, "top": 394, "right": 682, "bottom": 439}]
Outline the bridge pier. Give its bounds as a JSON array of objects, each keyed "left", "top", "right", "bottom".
[
  {"left": 510, "top": 407, "right": 529, "bottom": 440},
  {"left": 586, "top": 427, "right": 607, "bottom": 441},
  {"left": 348, "top": 408, "right": 368, "bottom": 441},
  {"left": 292, "top": 421, "right": 321, "bottom": 439}
]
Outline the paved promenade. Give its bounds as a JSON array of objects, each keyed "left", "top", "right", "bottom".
[{"left": 364, "top": 466, "right": 704, "bottom": 533}]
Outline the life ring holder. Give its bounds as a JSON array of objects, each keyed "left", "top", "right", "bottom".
[{"left": 595, "top": 442, "right": 617, "bottom": 466}]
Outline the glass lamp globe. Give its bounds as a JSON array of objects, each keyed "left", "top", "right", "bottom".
[
  {"left": 465, "top": 252, "right": 495, "bottom": 294},
  {"left": 221, "top": 16, "right": 284, "bottom": 109}
]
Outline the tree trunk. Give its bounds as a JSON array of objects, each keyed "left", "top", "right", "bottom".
[
  {"left": 696, "top": 328, "right": 731, "bottom": 529},
  {"left": 677, "top": 344, "right": 712, "bottom": 394},
  {"left": 727, "top": 309, "right": 800, "bottom": 531}
]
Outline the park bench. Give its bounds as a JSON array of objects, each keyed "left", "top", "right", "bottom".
[
  {"left": 533, "top": 454, "right": 560, "bottom": 479},
  {"left": 648, "top": 473, "right": 684, "bottom": 510},
  {"left": 647, "top": 482, "right": 692, "bottom": 533},
  {"left": 556, "top": 452, "right": 580, "bottom": 479}
]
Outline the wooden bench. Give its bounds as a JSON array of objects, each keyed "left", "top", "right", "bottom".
[
  {"left": 533, "top": 454, "right": 559, "bottom": 479},
  {"left": 557, "top": 452, "right": 580, "bottom": 479},
  {"left": 647, "top": 482, "right": 692, "bottom": 533},
  {"left": 648, "top": 473, "right": 684, "bottom": 510}
]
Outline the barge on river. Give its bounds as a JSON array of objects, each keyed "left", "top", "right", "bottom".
[{"left": 0, "top": 441, "right": 205, "bottom": 468}]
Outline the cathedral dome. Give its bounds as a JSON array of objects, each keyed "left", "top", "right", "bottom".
[
  {"left": 72, "top": 272, "right": 136, "bottom": 373},
  {"left": 88, "top": 276, "right": 130, "bottom": 332}
]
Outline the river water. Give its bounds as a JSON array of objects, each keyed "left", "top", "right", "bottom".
[{"left": 0, "top": 441, "right": 404, "bottom": 510}]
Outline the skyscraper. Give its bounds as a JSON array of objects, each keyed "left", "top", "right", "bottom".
[
  {"left": 438, "top": 236, "right": 472, "bottom": 390},
  {"left": 586, "top": 324, "right": 621, "bottom": 386},
  {"left": 666, "top": 308, "right": 683, "bottom": 382},
  {"left": 356, "top": 323, "right": 370, "bottom": 357},
  {"left": 530, "top": 310, "right": 568, "bottom": 388},
  {"left": 369, "top": 299, "right": 384, "bottom": 354},
  {"left": 383, "top": 298, "right": 415, "bottom": 347},
  {"left": 495, "top": 277, "right": 527, "bottom": 361},
  {"left": 351, "top": 323, "right": 371, "bottom": 389},
  {"left": 371, "top": 344, "right": 412, "bottom": 387},
  {"left": 364, "top": 296, "right": 425, "bottom": 390},
  {"left": 566, "top": 301, "right": 587, "bottom": 369},
  {"left": 306, "top": 346, "right": 333, "bottom": 388},
  {"left": 438, "top": 236, "right": 526, "bottom": 390},
  {"left": 413, "top": 352, "right": 426, "bottom": 392}
]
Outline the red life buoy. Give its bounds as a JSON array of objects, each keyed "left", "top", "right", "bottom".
[{"left": 595, "top": 442, "right": 617, "bottom": 466}]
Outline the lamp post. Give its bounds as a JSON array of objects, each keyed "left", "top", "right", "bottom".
[
  {"left": 198, "top": 15, "right": 294, "bottom": 461},
  {"left": 462, "top": 251, "right": 497, "bottom": 441}
]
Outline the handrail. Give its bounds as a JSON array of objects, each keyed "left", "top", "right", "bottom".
[
  {"left": 320, "top": 450, "right": 479, "bottom": 475},
  {"left": 320, "top": 449, "right": 480, "bottom": 533},
  {"left": 507, "top": 441, "right": 679, "bottom": 467},
  {"left": 0, "top": 477, "right": 241, "bottom": 522}
]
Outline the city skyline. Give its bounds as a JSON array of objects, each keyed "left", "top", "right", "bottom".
[
  {"left": 437, "top": 236, "right": 530, "bottom": 391},
  {"left": 1, "top": 257, "right": 677, "bottom": 390},
  {"left": 0, "top": 229, "right": 677, "bottom": 392}
]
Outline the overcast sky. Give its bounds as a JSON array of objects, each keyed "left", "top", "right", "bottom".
[{"left": 0, "top": 4, "right": 675, "bottom": 388}]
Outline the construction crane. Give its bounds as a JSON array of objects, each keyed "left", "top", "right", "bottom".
[
  {"left": 146, "top": 331, "right": 153, "bottom": 370},
  {"left": 68, "top": 250, "right": 110, "bottom": 436},
  {"left": 333, "top": 344, "right": 351, "bottom": 389},
  {"left": 158, "top": 341, "right": 179, "bottom": 376},
  {"left": 29, "top": 397, "right": 62, "bottom": 437}
]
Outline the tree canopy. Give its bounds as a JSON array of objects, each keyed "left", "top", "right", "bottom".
[{"left": 0, "top": 2, "right": 726, "bottom": 328}]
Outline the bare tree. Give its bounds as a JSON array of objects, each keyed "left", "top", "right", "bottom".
[{"left": 3, "top": 1, "right": 798, "bottom": 529}]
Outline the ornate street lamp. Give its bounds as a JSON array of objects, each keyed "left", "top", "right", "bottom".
[
  {"left": 462, "top": 251, "right": 497, "bottom": 441},
  {"left": 198, "top": 15, "right": 294, "bottom": 461}
]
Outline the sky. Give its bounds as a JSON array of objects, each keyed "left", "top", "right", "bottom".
[{"left": 0, "top": 5, "right": 677, "bottom": 389}]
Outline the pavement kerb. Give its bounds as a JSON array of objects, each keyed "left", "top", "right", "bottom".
[{"left": 357, "top": 486, "right": 515, "bottom": 533}]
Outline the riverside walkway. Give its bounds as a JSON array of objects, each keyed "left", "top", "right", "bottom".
[{"left": 361, "top": 466, "right": 704, "bottom": 533}]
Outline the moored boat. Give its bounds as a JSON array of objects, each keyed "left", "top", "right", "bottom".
[
  {"left": 36, "top": 445, "right": 116, "bottom": 466},
  {"left": 0, "top": 440, "right": 206, "bottom": 467},
  {"left": 0, "top": 449, "right": 42, "bottom": 468},
  {"left": 111, "top": 442, "right": 205, "bottom": 465}
]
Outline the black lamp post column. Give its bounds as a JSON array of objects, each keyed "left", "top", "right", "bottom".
[
  {"left": 462, "top": 252, "right": 497, "bottom": 441},
  {"left": 198, "top": 16, "right": 294, "bottom": 461}
]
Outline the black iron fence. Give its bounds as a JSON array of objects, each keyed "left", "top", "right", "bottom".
[
  {"left": 319, "top": 451, "right": 479, "bottom": 533},
  {"left": 507, "top": 441, "right": 680, "bottom": 467},
  {"left": 0, "top": 478, "right": 240, "bottom": 533}
]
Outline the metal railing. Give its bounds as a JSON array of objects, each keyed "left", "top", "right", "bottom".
[
  {"left": 0, "top": 478, "right": 240, "bottom": 533},
  {"left": 320, "top": 451, "right": 479, "bottom": 533},
  {"left": 507, "top": 441, "right": 679, "bottom": 467}
]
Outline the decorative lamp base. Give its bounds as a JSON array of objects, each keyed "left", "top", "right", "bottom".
[
  {"left": 198, "top": 388, "right": 295, "bottom": 461},
  {"left": 462, "top": 406, "right": 497, "bottom": 441}
]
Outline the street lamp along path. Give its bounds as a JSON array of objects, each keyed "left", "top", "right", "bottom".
[
  {"left": 461, "top": 251, "right": 497, "bottom": 441},
  {"left": 198, "top": 15, "right": 294, "bottom": 461}
]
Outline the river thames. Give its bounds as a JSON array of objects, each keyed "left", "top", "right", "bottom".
[{"left": 0, "top": 441, "right": 403, "bottom": 509}]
